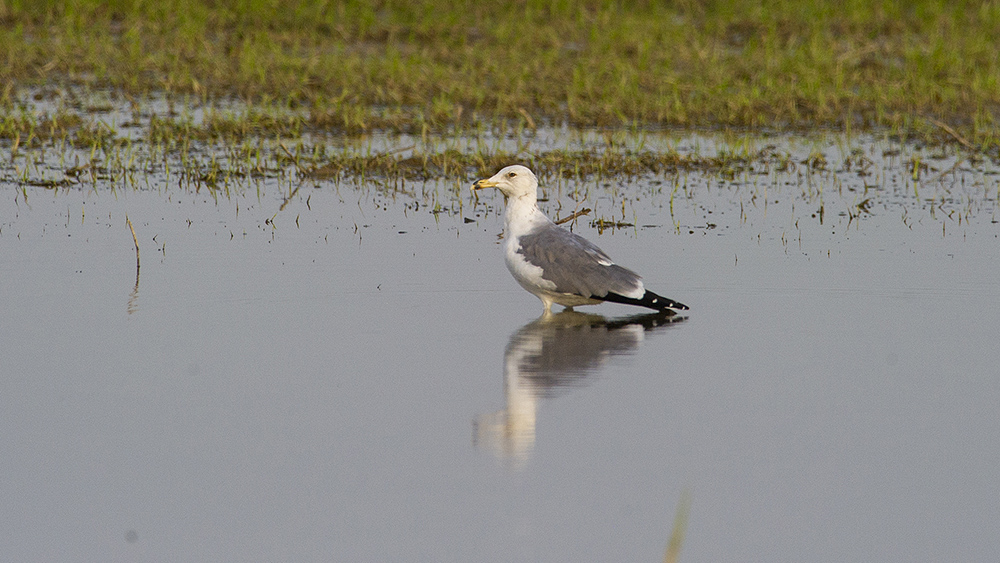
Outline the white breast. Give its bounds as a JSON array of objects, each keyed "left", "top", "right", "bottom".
[{"left": 504, "top": 235, "right": 555, "bottom": 294}]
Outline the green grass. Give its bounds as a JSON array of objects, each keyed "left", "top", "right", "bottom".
[{"left": 1, "top": 0, "right": 999, "bottom": 146}]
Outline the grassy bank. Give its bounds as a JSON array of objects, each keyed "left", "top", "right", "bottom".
[{"left": 1, "top": 0, "right": 999, "bottom": 147}]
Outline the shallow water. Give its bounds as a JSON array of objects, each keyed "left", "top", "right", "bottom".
[{"left": 2, "top": 133, "right": 1000, "bottom": 562}]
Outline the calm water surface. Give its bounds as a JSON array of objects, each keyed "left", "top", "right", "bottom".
[{"left": 2, "top": 135, "right": 999, "bottom": 562}]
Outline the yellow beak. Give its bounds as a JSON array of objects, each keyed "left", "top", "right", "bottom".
[{"left": 471, "top": 178, "right": 498, "bottom": 193}]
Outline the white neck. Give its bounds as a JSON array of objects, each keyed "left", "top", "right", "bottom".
[{"left": 503, "top": 192, "right": 551, "bottom": 237}]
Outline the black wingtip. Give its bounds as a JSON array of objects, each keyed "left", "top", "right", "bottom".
[{"left": 599, "top": 290, "right": 688, "bottom": 312}]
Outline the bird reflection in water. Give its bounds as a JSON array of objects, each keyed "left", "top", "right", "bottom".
[{"left": 474, "top": 310, "right": 685, "bottom": 467}]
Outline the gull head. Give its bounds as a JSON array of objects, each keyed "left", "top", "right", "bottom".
[{"left": 471, "top": 165, "right": 538, "bottom": 201}]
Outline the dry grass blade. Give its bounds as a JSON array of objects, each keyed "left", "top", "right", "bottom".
[
  {"left": 663, "top": 489, "right": 691, "bottom": 563},
  {"left": 925, "top": 116, "right": 978, "bottom": 152}
]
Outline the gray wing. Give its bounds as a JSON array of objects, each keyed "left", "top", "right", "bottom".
[{"left": 516, "top": 224, "right": 642, "bottom": 298}]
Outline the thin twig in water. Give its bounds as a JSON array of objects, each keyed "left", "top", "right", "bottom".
[
  {"left": 126, "top": 214, "right": 139, "bottom": 265},
  {"left": 126, "top": 214, "right": 141, "bottom": 314},
  {"left": 554, "top": 208, "right": 591, "bottom": 225}
]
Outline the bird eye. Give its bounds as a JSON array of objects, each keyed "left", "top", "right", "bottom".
[{"left": 507, "top": 172, "right": 516, "bottom": 178}]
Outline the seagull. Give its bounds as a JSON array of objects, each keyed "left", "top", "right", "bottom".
[{"left": 472, "top": 165, "right": 688, "bottom": 315}]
